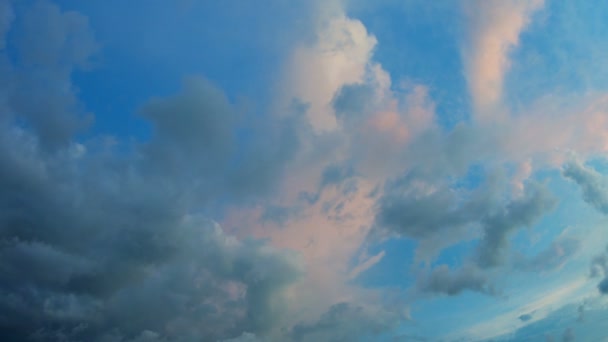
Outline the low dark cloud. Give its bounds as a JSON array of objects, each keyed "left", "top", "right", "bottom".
[
  {"left": 0, "top": 2, "right": 306, "bottom": 340},
  {"left": 563, "top": 161, "right": 608, "bottom": 214},
  {"left": 291, "top": 302, "right": 403, "bottom": 342}
]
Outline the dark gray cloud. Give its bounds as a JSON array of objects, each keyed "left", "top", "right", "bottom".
[
  {"left": 476, "top": 182, "right": 556, "bottom": 269},
  {"left": 598, "top": 278, "right": 608, "bottom": 294},
  {"left": 416, "top": 264, "right": 496, "bottom": 296},
  {"left": 513, "top": 237, "right": 581, "bottom": 273},
  {"left": 374, "top": 169, "right": 555, "bottom": 296},
  {"left": 590, "top": 246, "right": 608, "bottom": 295},
  {"left": 291, "top": 302, "right": 403, "bottom": 342},
  {"left": 0, "top": 120, "right": 302, "bottom": 342},
  {"left": 0, "top": 2, "right": 306, "bottom": 340},
  {"left": 563, "top": 161, "right": 608, "bottom": 214},
  {"left": 519, "top": 313, "right": 533, "bottom": 322},
  {"left": 373, "top": 170, "right": 499, "bottom": 240}
]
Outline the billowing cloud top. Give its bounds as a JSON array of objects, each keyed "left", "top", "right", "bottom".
[{"left": 1, "top": 0, "right": 608, "bottom": 341}]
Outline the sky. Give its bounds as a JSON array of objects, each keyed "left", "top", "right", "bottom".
[{"left": 1, "top": 0, "right": 608, "bottom": 341}]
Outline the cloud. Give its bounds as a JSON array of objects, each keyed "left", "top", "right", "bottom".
[
  {"left": 4, "top": 0, "right": 98, "bottom": 150},
  {"left": 513, "top": 237, "right": 581, "bottom": 273},
  {"left": 0, "top": 3, "right": 310, "bottom": 340},
  {"left": 519, "top": 313, "right": 533, "bottom": 322},
  {"left": 0, "top": 117, "right": 303, "bottom": 341},
  {"left": 291, "top": 302, "right": 404, "bottom": 341},
  {"left": 220, "top": 332, "right": 262, "bottom": 342},
  {"left": 562, "top": 327, "right": 575, "bottom": 342},
  {"left": 563, "top": 161, "right": 608, "bottom": 214},
  {"left": 476, "top": 182, "right": 557, "bottom": 268},
  {"left": 373, "top": 167, "right": 555, "bottom": 268},
  {"left": 416, "top": 264, "right": 496, "bottom": 296},
  {"left": 462, "top": 0, "right": 544, "bottom": 116},
  {"left": 283, "top": 13, "right": 380, "bottom": 131},
  {"left": 590, "top": 246, "right": 608, "bottom": 295},
  {"left": 373, "top": 170, "right": 498, "bottom": 240}
]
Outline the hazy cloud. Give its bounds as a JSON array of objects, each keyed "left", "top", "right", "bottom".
[
  {"left": 291, "top": 302, "right": 403, "bottom": 342},
  {"left": 513, "top": 237, "right": 581, "bottom": 273},
  {"left": 563, "top": 161, "right": 608, "bottom": 214}
]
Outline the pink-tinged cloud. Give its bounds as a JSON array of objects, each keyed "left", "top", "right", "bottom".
[{"left": 463, "top": 0, "right": 544, "bottom": 119}]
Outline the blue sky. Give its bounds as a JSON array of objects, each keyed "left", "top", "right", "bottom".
[{"left": 2, "top": 0, "right": 608, "bottom": 341}]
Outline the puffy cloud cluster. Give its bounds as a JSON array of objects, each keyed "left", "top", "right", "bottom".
[{"left": 0, "top": 1, "right": 305, "bottom": 340}]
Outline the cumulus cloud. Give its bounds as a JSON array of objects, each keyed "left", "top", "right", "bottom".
[
  {"left": 563, "top": 161, "right": 608, "bottom": 214},
  {"left": 0, "top": 2, "right": 308, "bottom": 340},
  {"left": 371, "top": 168, "right": 502, "bottom": 245},
  {"left": 283, "top": 13, "right": 380, "bottom": 131}
]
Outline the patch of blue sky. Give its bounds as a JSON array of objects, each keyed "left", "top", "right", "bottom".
[
  {"left": 412, "top": 290, "right": 502, "bottom": 339},
  {"left": 352, "top": 237, "right": 417, "bottom": 289},
  {"left": 453, "top": 162, "right": 486, "bottom": 190},
  {"left": 348, "top": 1, "right": 471, "bottom": 129},
  {"left": 431, "top": 238, "right": 477, "bottom": 270},
  {"left": 585, "top": 157, "right": 608, "bottom": 175},
  {"left": 505, "top": 0, "right": 608, "bottom": 112}
]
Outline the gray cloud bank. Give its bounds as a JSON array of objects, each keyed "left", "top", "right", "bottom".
[{"left": 0, "top": 1, "right": 306, "bottom": 340}]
